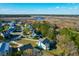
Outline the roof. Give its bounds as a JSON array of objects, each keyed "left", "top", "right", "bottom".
[
  {"left": 8, "top": 27, "right": 15, "bottom": 32},
  {"left": 42, "top": 38, "right": 50, "bottom": 44},
  {"left": 38, "top": 38, "right": 43, "bottom": 42},
  {"left": 20, "top": 44, "right": 33, "bottom": 51},
  {"left": 31, "top": 30, "right": 42, "bottom": 38},
  {"left": 1, "top": 25, "right": 16, "bottom": 38},
  {"left": 0, "top": 23, "right": 2, "bottom": 27},
  {"left": 50, "top": 40, "right": 57, "bottom": 50},
  {"left": 9, "top": 21, "right": 16, "bottom": 25},
  {"left": 50, "top": 40, "right": 57, "bottom": 45},
  {"left": 2, "top": 31, "right": 10, "bottom": 37},
  {"left": 27, "top": 24, "right": 33, "bottom": 30},
  {"left": 9, "top": 21, "right": 16, "bottom": 30},
  {"left": 36, "top": 31, "right": 42, "bottom": 38},
  {"left": 11, "top": 47, "right": 18, "bottom": 52},
  {"left": 0, "top": 42, "right": 10, "bottom": 52}
]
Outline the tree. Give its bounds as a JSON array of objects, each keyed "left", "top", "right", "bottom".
[
  {"left": 47, "top": 28, "right": 56, "bottom": 40},
  {"left": 56, "top": 28, "right": 79, "bottom": 56},
  {"left": 56, "top": 34, "right": 78, "bottom": 55},
  {"left": 32, "top": 21, "right": 51, "bottom": 37}
]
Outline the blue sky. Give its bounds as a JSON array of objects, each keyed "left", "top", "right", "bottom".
[{"left": 0, "top": 3, "right": 79, "bottom": 15}]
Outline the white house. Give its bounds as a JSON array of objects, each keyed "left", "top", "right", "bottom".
[{"left": 38, "top": 38, "right": 50, "bottom": 50}]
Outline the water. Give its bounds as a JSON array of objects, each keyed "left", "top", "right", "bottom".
[{"left": 33, "top": 16, "right": 45, "bottom": 20}]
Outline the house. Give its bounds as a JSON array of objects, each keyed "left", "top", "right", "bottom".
[
  {"left": 10, "top": 43, "right": 33, "bottom": 56},
  {"left": 38, "top": 38, "right": 57, "bottom": 50},
  {"left": 9, "top": 21, "right": 16, "bottom": 26},
  {"left": 8, "top": 21, "right": 16, "bottom": 32},
  {"left": 18, "top": 21, "right": 22, "bottom": 25},
  {"left": 36, "top": 31, "right": 42, "bottom": 38},
  {"left": 19, "top": 44, "right": 33, "bottom": 56},
  {"left": 31, "top": 29, "right": 37, "bottom": 38},
  {"left": 38, "top": 38, "right": 50, "bottom": 50},
  {"left": 26, "top": 24, "right": 42, "bottom": 38},
  {"left": 0, "top": 29, "right": 14, "bottom": 39},
  {"left": 31, "top": 29, "right": 42, "bottom": 38},
  {"left": 50, "top": 40, "right": 57, "bottom": 50},
  {"left": 0, "top": 22, "right": 5, "bottom": 27},
  {"left": 10, "top": 47, "right": 20, "bottom": 56},
  {"left": 0, "top": 23, "right": 5, "bottom": 32},
  {"left": 0, "top": 30, "right": 11, "bottom": 38},
  {"left": 0, "top": 42, "right": 10, "bottom": 56},
  {"left": 20, "top": 44, "right": 33, "bottom": 51},
  {"left": 12, "top": 26, "right": 22, "bottom": 32},
  {"left": 0, "top": 21, "right": 16, "bottom": 38},
  {"left": 0, "top": 23, "right": 2, "bottom": 27},
  {"left": 27, "top": 24, "right": 33, "bottom": 31}
]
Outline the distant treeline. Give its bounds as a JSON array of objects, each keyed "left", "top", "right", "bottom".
[
  {"left": 0, "top": 15, "right": 31, "bottom": 18},
  {"left": 0, "top": 14, "right": 79, "bottom": 18}
]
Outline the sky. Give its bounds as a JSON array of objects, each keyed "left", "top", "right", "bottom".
[{"left": 0, "top": 3, "right": 79, "bottom": 15}]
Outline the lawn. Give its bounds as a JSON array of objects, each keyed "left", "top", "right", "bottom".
[
  {"left": 9, "top": 43, "right": 19, "bottom": 48},
  {"left": 16, "top": 38, "right": 37, "bottom": 47},
  {"left": 42, "top": 50, "right": 54, "bottom": 56}
]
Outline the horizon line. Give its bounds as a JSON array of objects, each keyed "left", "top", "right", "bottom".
[{"left": 0, "top": 14, "right": 79, "bottom": 16}]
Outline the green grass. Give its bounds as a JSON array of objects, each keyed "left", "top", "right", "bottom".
[{"left": 16, "top": 38, "right": 37, "bottom": 47}]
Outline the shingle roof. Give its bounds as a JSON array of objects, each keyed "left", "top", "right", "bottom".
[
  {"left": 20, "top": 44, "right": 33, "bottom": 51},
  {"left": 2, "top": 31, "right": 10, "bottom": 37},
  {"left": 42, "top": 39, "right": 50, "bottom": 44},
  {"left": 1, "top": 24, "right": 16, "bottom": 37},
  {"left": 0, "top": 23, "right": 2, "bottom": 27}
]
